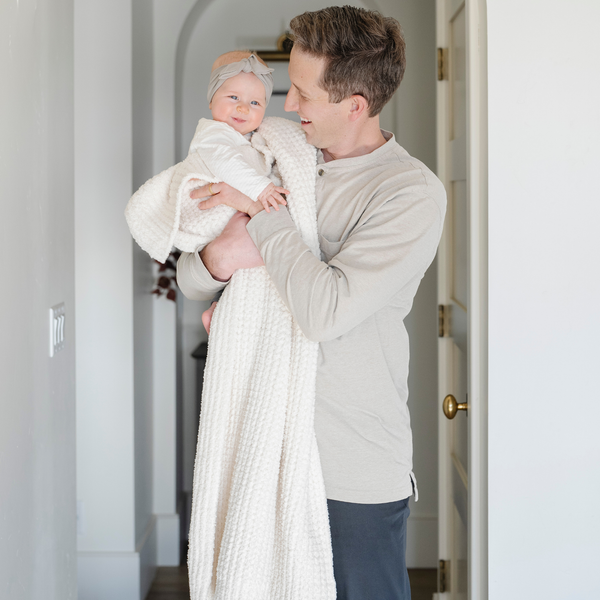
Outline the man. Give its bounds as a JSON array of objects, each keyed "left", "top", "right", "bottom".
[{"left": 177, "top": 6, "right": 446, "bottom": 599}]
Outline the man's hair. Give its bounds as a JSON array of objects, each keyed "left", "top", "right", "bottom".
[{"left": 289, "top": 7, "right": 406, "bottom": 117}]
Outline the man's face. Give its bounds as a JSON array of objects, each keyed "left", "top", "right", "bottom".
[
  {"left": 210, "top": 72, "right": 267, "bottom": 135},
  {"left": 285, "top": 47, "right": 352, "bottom": 151}
]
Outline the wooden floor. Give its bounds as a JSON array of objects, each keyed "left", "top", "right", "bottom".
[
  {"left": 146, "top": 566, "right": 189, "bottom": 600},
  {"left": 146, "top": 566, "right": 437, "bottom": 600}
]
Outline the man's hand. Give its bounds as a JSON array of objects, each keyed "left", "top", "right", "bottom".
[
  {"left": 191, "top": 182, "right": 264, "bottom": 218},
  {"left": 199, "top": 211, "right": 264, "bottom": 282}
]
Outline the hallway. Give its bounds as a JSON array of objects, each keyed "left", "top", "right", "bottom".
[
  {"left": 3, "top": 0, "right": 600, "bottom": 598},
  {"left": 145, "top": 568, "right": 438, "bottom": 600}
]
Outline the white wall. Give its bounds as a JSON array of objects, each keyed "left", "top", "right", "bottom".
[
  {"left": 487, "top": 1, "right": 600, "bottom": 598},
  {"left": 75, "top": 0, "right": 141, "bottom": 596},
  {"left": 0, "top": 0, "right": 77, "bottom": 598},
  {"left": 75, "top": 0, "right": 134, "bottom": 552},
  {"left": 76, "top": 0, "right": 179, "bottom": 593},
  {"left": 180, "top": 297, "right": 208, "bottom": 494},
  {"left": 153, "top": 0, "right": 197, "bottom": 172},
  {"left": 132, "top": 0, "right": 160, "bottom": 592}
]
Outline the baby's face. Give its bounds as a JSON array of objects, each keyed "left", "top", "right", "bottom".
[{"left": 210, "top": 72, "right": 267, "bottom": 135}]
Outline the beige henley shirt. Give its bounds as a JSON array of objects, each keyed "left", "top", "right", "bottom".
[{"left": 177, "top": 132, "right": 446, "bottom": 504}]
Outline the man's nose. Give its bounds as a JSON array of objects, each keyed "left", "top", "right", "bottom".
[{"left": 284, "top": 88, "right": 298, "bottom": 112}]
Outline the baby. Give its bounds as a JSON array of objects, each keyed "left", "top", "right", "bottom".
[
  {"left": 178, "top": 51, "right": 290, "bottom": 331},
  {"left": 126, "top": 51, "right": 290, "bottom": 330},
  {"left": 175, "top": 51, "right": 289, "bottom": 215}
]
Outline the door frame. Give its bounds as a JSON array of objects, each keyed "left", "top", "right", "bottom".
[{"left": 436, "top": 0, "right": 488, "bottom": 598}]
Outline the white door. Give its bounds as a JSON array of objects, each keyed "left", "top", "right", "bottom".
[{"left": 436, "top": 0, "right": 487, "bottom": 599}]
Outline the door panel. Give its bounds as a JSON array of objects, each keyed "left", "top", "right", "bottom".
[
  {"left": 450, "top": 7, "right": 466, "bottom": 143},
  {"left": 451, "top": 180, "right": 468, "bottom": 312},
  {"left": 453, "top": 505, "right": 468, "bottom": 600},
  {"left": 438, "top": 1, "right": 469, "bottom": 599},
  {"left": 438, "top": 0, "right": 487, "bottom": 597},
  {"left": 451, "top": 344, "right": 468, "bottom": 475}
]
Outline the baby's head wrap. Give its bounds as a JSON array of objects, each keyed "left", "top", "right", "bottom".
[{"left": 207, "top": 54, "right": 274, "bottom": 106}]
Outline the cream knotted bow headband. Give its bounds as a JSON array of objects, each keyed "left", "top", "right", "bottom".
[{"left": 207, "top": 54, "right": 274, "bottom": 106}]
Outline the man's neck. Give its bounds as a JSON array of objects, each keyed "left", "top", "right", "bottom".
[{"left": 322, "top": 117, "right": 388, "bottom": 163}]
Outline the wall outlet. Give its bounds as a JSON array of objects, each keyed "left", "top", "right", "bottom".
[{"left": 49, "top": 303, "right": 65, "bottom": 357}]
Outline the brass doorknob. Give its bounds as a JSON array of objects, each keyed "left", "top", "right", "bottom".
[{"left": 443, "top": 394, "right": 469, "bottom": 419}]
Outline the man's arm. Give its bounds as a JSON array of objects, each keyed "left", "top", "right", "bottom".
[
  {"left": 178, "top": 183, "right": 444, "bottom": 342},
  {"left": 176, "top": 251, "right": 227, "bottom": 302},
  {"left": 245, "top": 193, "right": 444, "bottom": 342},
  {"left": 176, "top": 211, "right": 264, "bottom": 300}
]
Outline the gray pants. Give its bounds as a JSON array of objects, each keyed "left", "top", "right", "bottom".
[{"left": 327, "top": 497, "right": 411, "bottom": 600}]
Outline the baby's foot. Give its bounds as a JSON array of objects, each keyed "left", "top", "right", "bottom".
[{"left": 202, "top": 301, "right": 218, "bottom": 335}]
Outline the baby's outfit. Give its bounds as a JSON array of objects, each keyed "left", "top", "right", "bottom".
[
  {"left": 126, "top": 53, "right": 278, "bottom": 263},
  {"left": 125, "top": 117, "right": 280, "bottom": 263}
]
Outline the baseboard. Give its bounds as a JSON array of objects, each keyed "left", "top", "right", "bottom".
[
  {"left": 406, "top": 513, "right": 438, "bottom": 568},
  {"left": 78, "top": 551, "right": 140, "bottom": 600},
  {"left": 78, "top": 515, "right": 164, "bottom": 600},
  {"left": 156, "top": 513, "right": 180, "bottom": 566},
  {"left": 137, "top": 515, "right": 158, "bottom": 599}
]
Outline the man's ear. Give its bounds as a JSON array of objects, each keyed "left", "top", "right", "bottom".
[{"left": 348, "top": 95, "right": 369, "bottom": 122}]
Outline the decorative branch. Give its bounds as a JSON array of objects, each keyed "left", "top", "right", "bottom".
[{"left": 152, "top": 250, "right": 181, "bottom": 302}]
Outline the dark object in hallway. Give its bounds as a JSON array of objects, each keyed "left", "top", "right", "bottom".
[
  {"left": 145, "top": 566, "right": 437, "bottom": 599},
  {"left": 408, "top": 568, "right": 438, "bottom": 600},
  {"left": 146, "top": 566, "right": 190, "bottom": 599}
]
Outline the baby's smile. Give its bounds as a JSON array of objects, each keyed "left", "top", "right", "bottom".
[{"left": 209, "top": 71, "right": 267, "bottom": 135}]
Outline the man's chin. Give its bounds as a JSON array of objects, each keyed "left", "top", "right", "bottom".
[{"left": 303, "top": 131, "right": 319, "bottom": 148}]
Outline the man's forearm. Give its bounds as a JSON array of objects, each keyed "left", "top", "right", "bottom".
[
  {"left": 176, "top": 250, "right": 228, "bottom": 301},
  {"left": 177, "top": 211, "right": 265, "bottom": 301},
  {"left": 195, "top": 211, "right": 264, "bottom": 282},
  {"left": 199, "top": 243, "right": 233, "bottom": 282}
]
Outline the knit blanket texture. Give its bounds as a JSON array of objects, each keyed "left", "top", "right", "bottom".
[{"left": 126, "top": 117, "right": 336, "bottom": 600}]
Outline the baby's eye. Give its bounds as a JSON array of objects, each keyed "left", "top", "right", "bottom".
[
  {"left": 230, "top": 95, "right": 238, "bottom": 100},
  {"left": 251, "top": 100, "right": 260, "bottom": 106}
]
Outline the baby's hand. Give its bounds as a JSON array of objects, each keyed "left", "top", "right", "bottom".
[{"left": 257, "top": 183, "right": 290, "bottom": 213}]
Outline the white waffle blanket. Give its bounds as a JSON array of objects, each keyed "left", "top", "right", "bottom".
[{"left": 127, "top": 117, "right": 336, "bottom": 600}]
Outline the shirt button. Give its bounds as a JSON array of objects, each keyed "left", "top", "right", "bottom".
[{"left": 318, "top": 169, "right": 325, "bottom": 176}]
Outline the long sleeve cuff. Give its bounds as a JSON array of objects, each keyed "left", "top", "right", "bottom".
[
  {"left": 246, "top": 206, "right": 297, "bottom": 247},
  {"left": 243, "top": 176, "right": 273, "bottom": 203},
  {"left": 176, "top": 250, "right": 228, "bottom": 302}
]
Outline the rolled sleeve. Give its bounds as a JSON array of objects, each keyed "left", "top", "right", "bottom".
[{"left": 176, "top": 249, "right": 228, "bottom": 302}]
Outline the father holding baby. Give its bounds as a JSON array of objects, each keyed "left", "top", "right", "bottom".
[{"left": 178, "top": 6, "right": 446, "bottom": 600}]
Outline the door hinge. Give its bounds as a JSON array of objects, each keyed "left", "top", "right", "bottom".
[
  {"left": 438, "top": 304, "right": 450, "bottom": 337},
  {"left": 439, "top": 559, "right": 450, "bottom": 593},
  {"left": 437, "top": 47, "right": 448, "bottom": 81}
]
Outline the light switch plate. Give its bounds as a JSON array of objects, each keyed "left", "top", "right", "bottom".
[{"left": 49, "top": 303, "right": 65, "bottom": 357}]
